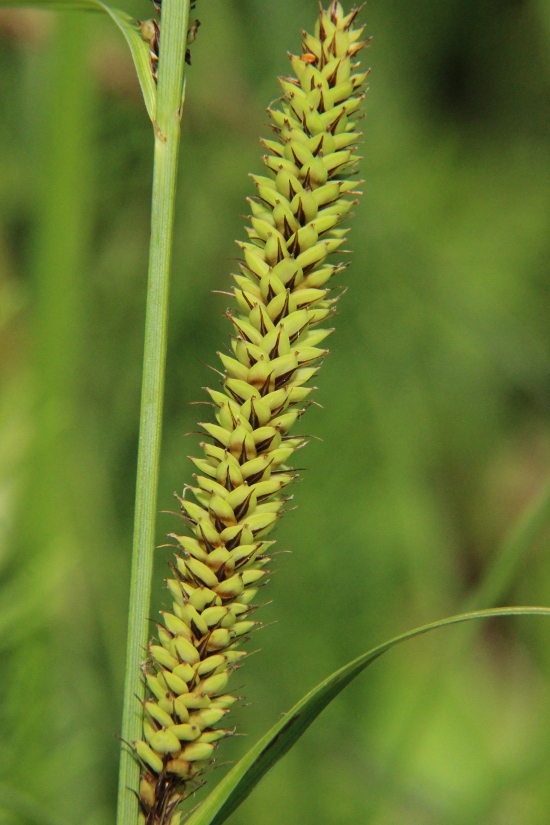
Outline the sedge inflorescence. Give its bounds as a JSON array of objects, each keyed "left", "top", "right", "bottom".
[{"left": 134, "top": 3, "right": 368, "bottom": 822}]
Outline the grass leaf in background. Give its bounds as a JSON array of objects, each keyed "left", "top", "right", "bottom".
[
  {"left": 0, "top": 9, "right": 118, "bottom": 825},
  {"left": 464, "top": 473, "right": 550, "bottom": 613},
  {"left": 361, "top": 472, "right": 550, "bottom": 822},
  {"left": 0, "top": 783, "right": 71, "bottom": 825},
  {"left": 0, "top": 0, "right": 156, "bottom": 120},
  {"left": 187, "top": 608, "right": 550, "bottom": 825}
]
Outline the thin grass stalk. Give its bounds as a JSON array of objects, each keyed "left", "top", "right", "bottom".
[
  {"left": 117, "top": 2, "right": 192, "bottom": 822},
  {"left": 10, "top": 12, "right": 97, "bottom": 820},
  {"left": 463, "top": 473, "right": 550, "bottom": 613},
  {"left": 34, "top": 15, "right": 89, "bottom": 403}
]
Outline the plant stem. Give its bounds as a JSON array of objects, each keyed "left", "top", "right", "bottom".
[
  {"left": 16, "top": 11, "right": 96, "bottom": 821},
  {"left": 116, "top": 2, "right": 191, "bottom": 823}
]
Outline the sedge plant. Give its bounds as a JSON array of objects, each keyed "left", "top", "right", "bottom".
[
  {"left": 132, "top": 5, "right": 370, "bottom": 821},
  {"left": 1, "top": 2, "right": 549, "bottom": 825}
]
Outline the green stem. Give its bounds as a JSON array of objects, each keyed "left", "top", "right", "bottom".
[{"left": 116, "top": 2, "right": 191, "bottom": 823}]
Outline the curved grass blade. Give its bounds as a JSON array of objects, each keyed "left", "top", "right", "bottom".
[
  {"left": 464, "top": 474, "right": 550, "bottom": 613},
  {"left": 187, "top": 606, "right": 550, "bottom": 825},
  {"left": 0, "top": 0, "right": 156, "bottom": 121}
]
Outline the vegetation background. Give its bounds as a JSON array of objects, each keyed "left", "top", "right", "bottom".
[{"left": 1, "top": 0, "right": 550, "bottom": 823}]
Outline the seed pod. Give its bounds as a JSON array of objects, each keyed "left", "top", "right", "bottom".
[
  {"left": 188, "top": 586, "right": 217, "bottom": 612},
  {"left": 140, "top": 3, "right": 366, "bottom": 819},
  {"left": 185, "top": 557, "right": 219, "bottom": 589},
  {"left": 164, "top": 671, "right": 190, "bottom": 696},
  {"left": 197, "top": 671, "right": 230, "bottom": 697},
  {"left": 225, "top": 377, "right": 260, "bottom": 403},
  {"left": 193, "top": 517, "right": 221, "bottom": 551},
  {"left": 149, "top": 645, "right": 178, "bottom": 672},
  {"left": 226, "top": 485, "right": 257, "bottom": 521},
  {"left": 229, "top": 545, "right": 259, "bottom": 570},
  {"left": 191, "top": 707, "right": 229, "bottom": 730},
  {"left": 148, "top": 729, "right": 181, "bottom": 755},
  {"left": 140, "top": 776, "right": 156, "bottom": 811},
  {"left": 172, "top": 662, "right": 195, "bottom": 683},
  {"left": 181, "top": 742, "right": 215, "bottom": 762},
  {"left": 145, "top": 702, "right": 174, "bottom": 729},
  {"left": 201, "top": 605, "right": 228, "bottom": 626},
  {"left": 173, "top": 637, "right": 200, "bottom": 666},
  {"left": 207, "top": 628, "right": 233, "bottom": 650},
  {"left": 228, "top": 426, "right": 257, "bottom": 462},
  {"left": 215, "top": 573, "right": 244, "bottom": 600},
  {"left": 242, "top": 569, "right": 267, "bottom": 586},
  {"left": 178, "top": 692, "right": 211, "bottom": 710},
  {"left": 216, "top": 453, "right": 243, "bottom": 489},
  {"left": 173, "top": 697, "right": 190, "bottom": 723},
  {"left": 178, "top": 603, "right": 209, "bottom": 638},
  {"left": 240, "top": 395, "right": 272, "bottom": 428},
  {"left": 205, "top": 546, "right": 231, "bottom": 571},
  {"left": 196, "top": 654, "right": 226, "bottom": 676},
  {"left": 220, "top": 610, "right": 237, "bottom": 628},
  {"left": 168, "top": 723, "right": 201, "bottom": 742},
  {"left": 166, "top": 758, "right": 192, "bottom": 778},
  {"left": 221, "top": 521, "right": 254, "bottom": 547},
  {"left": 135, "top": 741, "right": 163, "bottom": 774},
  {"left": 199, "top": 729, "right": 231, "bottom": 744},
  {"left": 209, "top": 492, "right": 239, "bottom": 532},
  {"left": 233, "top": 620, "right": 257, "bottom": 637},
  {"left": 146, "top": 673, "right": 167, "bottom": 703},
  {"left": 273, "top": 201, "right": 300, "bottom": 237}
]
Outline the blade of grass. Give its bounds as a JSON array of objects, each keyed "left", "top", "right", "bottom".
[
  {"left": 463, "top": 474, "right": 550, "bottom": 612},
  {"left": 115, "top": 2, "right": 191, "bottom": 823},
  {"left": 186, "top": 607, "right": 550, "bottom": 825},
  {"left": 364, "top": 475, "right": 550, "bottom": 819},
  {"left": 4, "top": 10, "right": 100, "bottom": 822},
  {"left": 0, "top": 0, "right": 156, "bottom": 120}
]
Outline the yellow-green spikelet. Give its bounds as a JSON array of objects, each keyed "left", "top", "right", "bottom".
[{"left": 135, "top": 3, "right": 369, "bottom": 822}]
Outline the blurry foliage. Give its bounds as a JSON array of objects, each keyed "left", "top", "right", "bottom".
[{"left": 1, "top": 0, "right": 550, "bottom": 823}]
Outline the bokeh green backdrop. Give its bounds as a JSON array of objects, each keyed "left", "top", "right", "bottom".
[{"left": 1, "top": 1, "right": 550, "bottom": 823}]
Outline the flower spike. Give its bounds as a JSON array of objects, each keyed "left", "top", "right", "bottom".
[{"left": 135, "top": 4, "right": 368, "bottom": 822}]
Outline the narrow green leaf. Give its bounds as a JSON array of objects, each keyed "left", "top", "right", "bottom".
[
  {"left": 187, "top": 606, "right": 550, "bottom": 825},
  {"left": 0, "top": 0, "right": 156, "bottom": 121},
  {"left": 368, "top": 476, "right": 550, "bottom": 785},
  {"left": 98, "top": 2, "right": 156, "bottom": 122},
  {"left": 463, "top": 475, "right": 550, "bottom": 613}
]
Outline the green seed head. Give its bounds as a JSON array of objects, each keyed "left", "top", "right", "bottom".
[{"left": 136, "top": 3, "right": 368, "bottom": 821}]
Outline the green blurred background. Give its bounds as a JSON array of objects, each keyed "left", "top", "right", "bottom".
[{"left": 1, "top": 1, "right": 550, "bottom": 823}]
